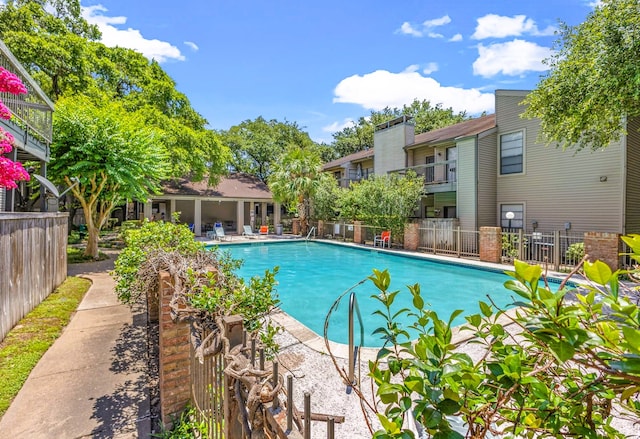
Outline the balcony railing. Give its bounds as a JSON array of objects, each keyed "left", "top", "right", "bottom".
[
  {"left": 391, "top": 160, "right": 457, "bottom": 190},
  {"left": 335, "top": 167, "right": 373, "bottom": 188},
  {"left": 0, "top": 39, "right": 54, "bottom": 144}
]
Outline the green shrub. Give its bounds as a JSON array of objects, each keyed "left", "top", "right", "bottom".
[
  {"left": 67, "top": 230, "right": 82, "bottom": 244},
  {"left": 114, "top": 218, "right": 202, "bottom": 304},
  {"left": 153, "top": 406, "right": 208, "bottom": 438},
  {"left": 565, "top": 241, "right": 585, "bottom": 262},
  {"left": 364, "top": 234, "right": 640, "bottom": 438},
  {"left": 113, "top": 216, "right": 280, "bottom": 354}
]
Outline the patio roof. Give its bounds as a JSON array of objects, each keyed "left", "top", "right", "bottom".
[{"left": 161, "top": 173, "right": 273, "bottom": 199}]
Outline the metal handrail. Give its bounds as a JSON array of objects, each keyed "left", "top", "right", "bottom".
[
  {"left": 305, "top": 226, "right": 316, "bottom": 240},
  {"left": 323, "top": 277, "right": 368, "bottom": 394},
  {"left": 348, "top": 291, "right": 364, "bottom": 391}
]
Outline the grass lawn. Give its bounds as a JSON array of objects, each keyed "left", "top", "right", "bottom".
[
  {"left": 67, "top": 246, "right": 109, "bottom": 263},
  {"left": 0, "top": 276, "right": 91, "bottom": 418}
]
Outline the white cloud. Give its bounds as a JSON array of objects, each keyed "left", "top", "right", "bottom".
[
  {"left": 333, "top": 68, "right": 494, "bottom": 115},
  {"left": 472, "top": 14, "right": 557, "bottom": 40},
  {"left": 398, "top": 15, "right": 452, "bottom": 39},
  {"left": 397, "top": 22, "right": 423, "bottom": 37},
  {"left": 473, "top": 39, "right": 551, "bottom": 77},
  {"left": 323, "top": 119, "right": 356, "bottom": 133},
  {"left": 422, "top": 62, "right": 439, "bottom": 75},
  {"left": 82, "top": 5, "right": 185, "bottom": 63},
  {"left": 184, "top": 41, "right": 199, "bottom": 51},
  {"left": 423, "top": 15, "right": 451, "bottom": 28},
  {"left": 449, "top": 33, "right": 463, "bottom": 42}
]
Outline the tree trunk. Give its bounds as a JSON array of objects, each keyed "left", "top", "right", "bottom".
[{"left": 84, "top": 224, "right": 100, "bottom": 259}]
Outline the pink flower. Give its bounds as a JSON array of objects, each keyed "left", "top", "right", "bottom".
[
  {"left": 0, "top": 67, "right": 27, "bottom": 95},
  {"left": 0, "top": 127, "right": 14, "bottom": 154},
  {"left": 0, "top": 156, "right": 30, "bottom": 189},
  {"left": 0, "top": 101, "right": 11, "bottom": 120}
]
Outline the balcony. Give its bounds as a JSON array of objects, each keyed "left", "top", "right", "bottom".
[
  {"left": 391, "top": 160, "right": 457, "bottom": 193},
  {"left": 334, "top": 167, "right": 373, "bottom": 188},
  {"left": 0, "top": 39, "right": 54, "bottom": 161}
]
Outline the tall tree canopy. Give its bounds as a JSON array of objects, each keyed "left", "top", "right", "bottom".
[
  {"left": 0, "top": 0, "right": 229, "bottom": 183},
  {"left": 268, "top": 146, "right": 332, "bottom": 235},
  {"left": 220, "top": 117, "right": 318, "bottom": 183},
  {"left": 330, "top": 99, "right": 470, "bottom": 158},
  {"left": 51, "top": 95, "right": 169, "bottom": 258},
  {"left": 523, "top": 0, "right": 640, "bottom": 150}
]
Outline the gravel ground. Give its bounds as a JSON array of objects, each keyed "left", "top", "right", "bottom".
[{"left": 273, "top": 330, "right": 379, "bottom": 438}]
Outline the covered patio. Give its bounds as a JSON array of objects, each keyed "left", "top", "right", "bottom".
[{"left": 146, "top": 173, "right": 282, "bottom": 236}]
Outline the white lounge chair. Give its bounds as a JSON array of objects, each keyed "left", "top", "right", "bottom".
[
  {"left": 215, "top": 226, "right": 231, "bottom": 241},
  {"left": 242, "top": 225, "right": 257, "bottom": 238}
]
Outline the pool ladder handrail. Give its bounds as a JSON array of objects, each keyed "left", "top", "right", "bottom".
[
  {"left": 305, "top": 226, "right": 316, "bottom": 240},
  {"left": 348, "top": 291, "right": 365, "bottom": 391}
]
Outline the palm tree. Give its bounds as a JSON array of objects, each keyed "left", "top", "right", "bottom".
[{"left": 268, "top": 147, "right": 329, "bottom": 236}]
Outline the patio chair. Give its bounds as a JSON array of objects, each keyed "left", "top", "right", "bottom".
[
  {"left": 242, "top": 225, "right": 257, "bottom": 238},
  {"left": 215, "top": 226, "right": 232, "bottom": 241},
  {"left": 373, "top": 231, "right": 391, "bottom": 248},
  {"left": 259, "top": 225, "right": 269, "bottom": 236}
]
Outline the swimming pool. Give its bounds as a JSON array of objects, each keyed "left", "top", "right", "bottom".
[{"left": 220, "top": 241, "right": 516, "bottom": 347}]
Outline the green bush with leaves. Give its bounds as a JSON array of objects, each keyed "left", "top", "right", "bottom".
[
  {"left": 114, "top": 217, "right": 202, "bottom": 304},
  {"left": 113, "top": 216, "right": 280, "bottom": 351},
  {"left": 337, "top": 171, "right": 424, "bottom": 240},
  {"left": 363, "top": 234, "right": 640, "bottom": 438},
  {"left": 565, "top": 241, "right": 585, "bottom": 263}
]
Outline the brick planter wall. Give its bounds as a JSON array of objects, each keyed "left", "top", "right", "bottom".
[
  {"left": 584, "top": 232, "right": 621, "bottom": 271},
  {"left": 480, "top": 227, "right": 502, "bottom": 264},
  {"left": 158, "top": 271, "right": 190, "bottom": 426},
  {"left": 404, "top": 222, "right": 419, "bottom": 251},
  {"left": 354, "top": 221, "right": 362, "bottom": 244}
]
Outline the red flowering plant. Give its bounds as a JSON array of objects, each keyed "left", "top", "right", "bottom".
[{"left": 0, "top": 66, "right": 29, "bottom": 189}]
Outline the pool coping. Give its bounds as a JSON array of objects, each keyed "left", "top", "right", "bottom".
[{"left": 213, "top": 237, "right": 586, "bottom": 360}]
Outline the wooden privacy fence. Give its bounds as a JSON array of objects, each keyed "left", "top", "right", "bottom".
[
  {"left": 0, "top": 212, "right": 68, "bottom": 342},
  {"left": 156, "top": 271, "right": 343, "bottom": 439}
]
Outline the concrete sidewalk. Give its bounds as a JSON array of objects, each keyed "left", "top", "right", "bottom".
[{"left": 0, "top": 253, "right": 152, "bottom": 438}]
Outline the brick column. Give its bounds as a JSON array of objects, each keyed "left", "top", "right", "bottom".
[
  {"left": 480, "top": 227, "right": 502, "bottom": 264},
  {"left": 158, "top": 271, "right": 191, "bottom": 427},
  {"left": 404, "top": 222, "right": 419, "bottom": 251},
  {"left": 317, "top": 220, "right": 324, "bottom": 238},
  {"left": 584, "top": 232, "right": 621, "bottom": 271},
  {"left": 292, "top": 218, "right": 300, "bottom": 235},
  {"left": 353, "top": 221, "right": 363, "bottom": 244}
]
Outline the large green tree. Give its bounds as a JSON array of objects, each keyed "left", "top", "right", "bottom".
[
  {"left": 51, "top": 95, "right": 169, "bottom": 258},
  {"left": 268, "top": 147, "right": 332, "bottom": 236},
  {"left": 338, "top": 172, "right": 424, "bottom": 239},
  {"left": 221, "top": 117, "right": 318, "bottom": 183},
  {"left": 330, "top": 99, "right": 470, "bottom": 158},
  {"left": 523, "top": 0, "right": 640, "bottom": 150},
  {"left": 0, "top": 0, "right": 229, "bottom": 184}
]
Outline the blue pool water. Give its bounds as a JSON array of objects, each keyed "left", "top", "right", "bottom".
[{"left": 219, "top": 241, "right": 515, "bottom": 347}]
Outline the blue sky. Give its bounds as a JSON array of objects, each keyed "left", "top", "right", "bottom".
[{"left": 77, "top": 1, "right": 597, "bottom": 143}]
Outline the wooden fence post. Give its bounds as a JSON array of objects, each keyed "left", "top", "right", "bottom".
[{"left": 223, "top": 315, "right": 244, "bottom": 439}]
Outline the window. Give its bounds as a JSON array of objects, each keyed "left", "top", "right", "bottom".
[
  {"left": 501, "top": 204, "right": 523, "bottom": 229},
  {"left": 500, "top": 131, "right": 523, "bottom": 174}
]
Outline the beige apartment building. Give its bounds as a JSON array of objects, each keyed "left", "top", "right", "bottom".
[{"left": 324, "top": 89, "right": 640, "bottom": 234}]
